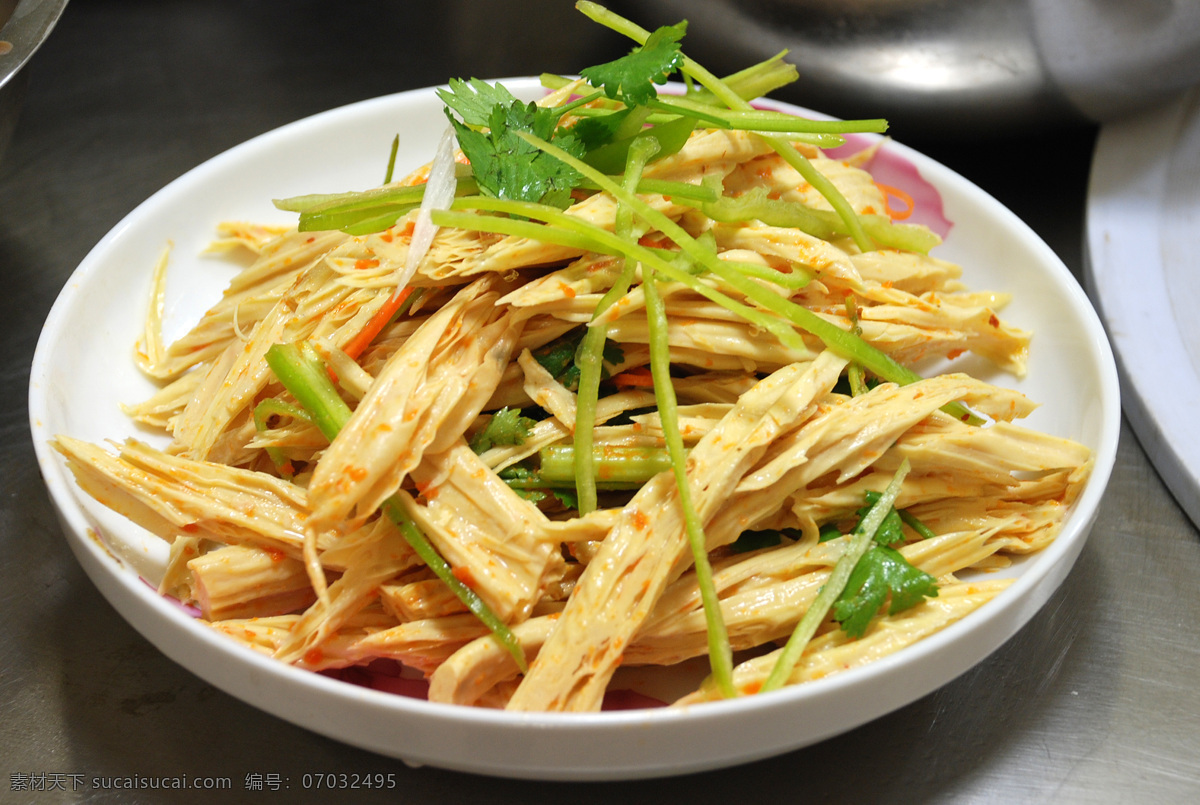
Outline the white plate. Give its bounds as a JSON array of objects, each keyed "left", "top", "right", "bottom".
[
  {"left": 30, "top": 78, "right": 1120, "bottom": 780},
  {"left": 1085, "top": 87, "right": 1200, "bottom": 530}
]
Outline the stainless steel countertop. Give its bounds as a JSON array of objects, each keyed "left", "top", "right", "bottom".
[{"left": 3, "top": 2, "right": 1197, "bottom": 802}]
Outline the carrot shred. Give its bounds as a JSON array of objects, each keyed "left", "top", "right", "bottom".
[
  {"left": 612, "top": 367, "right": 655, "bottom": 388},
  {"left": 875, "top": 182, "right": 915, "bottom": 221},
  {"left": 343, "top": 286, "right": 414, "bottom": 361}
]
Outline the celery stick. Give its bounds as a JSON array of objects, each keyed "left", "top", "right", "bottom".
[
  {"left": 279, "top": 178, "right": 480, "bottom": 234},
  {"left": 583, "top": 114, "right": 695, "bottom": 175},
  {"left": 436, "top": 202, "right": 832, "bottom": 357},
  {"left": 263, "top": 342, "right": 527, "bottom": 672},
  {"left": 860, "top": 216, "right": 942, "bottom": 254},
  {"left": 381, "top": 498, "right": 527, "bottom": 673},
  {"left": 264, "top": 343, "right": 352, "bottom": 441},
  {"left": 340, "top": 209, "right": 422, "bottom": 236},
  {"left": 622, "top": 177, "right": 717, "bottom": 202},
  {"left": 759, "top": 460, "right": 910, "bottom": 693},
  {"left": 644, "top": 261, "right": 736, "bottom": 699},
  {"left": 576, "top": 176, "right": 719, "bottom": 202},
  {"left": 383, "top": 134, "right": 400, "bottom": 184},
  {"left": 760, "top": 134, "right": 873, "bottom": 252},
  {"left": 276, "top": 183, "right": 425, "bottom": 216},
  {"left": 540, "top": 72, "right": 573, "bottom": 91},
  {"left": 252, "top": 397, "right": 312, "bottom": 429},
  {"left": 687, "top": 187, "right": 941, "bottom": 255},
  {"left": 251, "top": 398, "right": 312, "bottom": 474},
  {"left": 539, "top": 444, "right": 674, "bottom": 485},
  {"left": 688, "top": 51, "right": 798, "bottom": 104},
  {"left": 574, "top": 136, "right": 658, "bottom": 513},
  {"left": 845, "top": 297, "right": 869, "bottom": 397},
  {"left": 650, "top": 95, "right": 887, "bottom": 135},
  {"left": 430, "top": 209, "right": 610, "bottom": 252}
]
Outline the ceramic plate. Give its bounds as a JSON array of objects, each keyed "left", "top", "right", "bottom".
[
  {"left": 30, "top": 78, "right": 1120, "bottom": 780},
  {"left": 1086, "top": 87, "right": 1200, "bottom": 530}
]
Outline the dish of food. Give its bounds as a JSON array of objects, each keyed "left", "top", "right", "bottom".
[
  {"left": 1086, "top": 85, "right": 1200, "bottom": 531},
  {"left": 31, "top": 6, "right": 1119, "bottom": 780}
]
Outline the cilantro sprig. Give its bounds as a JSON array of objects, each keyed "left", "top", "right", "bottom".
[
  {"left": 580, "top": 20, "right": 687, "bottom": 106},
  {"left": 832, "top": 544, "right": 938, "bottom": 638},
  {"left": 445, "top": 94, "right": 586, "bottom": 209}
]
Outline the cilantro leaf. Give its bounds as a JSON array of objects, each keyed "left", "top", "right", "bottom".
[
  {"left": 531, "top": 327, "right": 623, "bottom": 391},
  {"left": 818, "top": 523, "right": 843, "bottom": 543},
  {"left": 580, "top": 21, "right": 687, "bottom": 106},
  {"left": 437, "top": 78, "right": 521, "bottom": 127},
  {"left": 730, "top": 528, "right": 801, "bottom": 554},
  {"left": 531, "top": 327, "right": 585, "bottom": 381},
  {"left": 831, "top": 545, "right": 938, "bottom": 638},
  {"left": 860, "top": 489, "right": 936, "bottom": 543},
  {"left": 513, "top": 488, "right": 547, "bottom": 504},
  {"left": 446, "top": 96, "right": 586, "bottom": 208},
  {"left": 498, "top": 463, "right": 538, "bottom": 483},
  {"left": 858, "top": 493, "right": 906, "bottom": 546},
  {"left": 493, "top": 462, "right": 578, "bottom": 509},
  {"left": 569, "top": 108, "right": 635, "bottom": 151},
  {"left": 583, "top": 114, "right": 697, "bottom": 175},
  {"left": 469, "top": 407, "right": 535, "bottom": 453},
  {"left": 551, "top": 487, "right": 579, "bottom": 510},
  {"left": 819, "top": 491, "right": 904, "bottom": 545}
]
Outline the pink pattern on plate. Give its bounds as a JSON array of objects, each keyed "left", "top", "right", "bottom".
[
  {"left": 826, "top": 134, "right": 953, "bottom": 240},
  {"left": 325, "top": 660, "right": 432, "bottom": 699},
  {"left": 140, "top": 576, "right": 203, "bottom": 618},
  {"left": 601, "top": 688, "right": 668, "bottom": 710}
]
